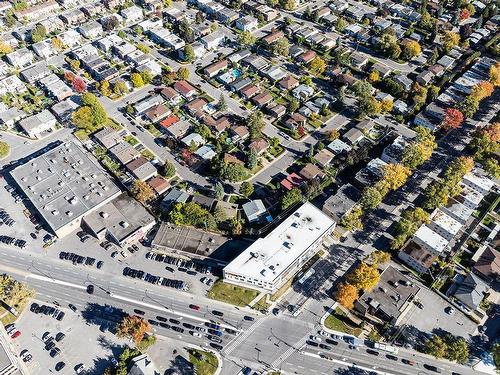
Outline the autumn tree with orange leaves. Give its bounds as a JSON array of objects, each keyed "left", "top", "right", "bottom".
[
  {"left": 443, "top": 108, "right": 464, "bottom": 130},
  {"left": 335, "top": 282, "right": 358, "bottom": 309},
  {"left": 116, "top": 315, "right": 151, "bottom": 345}
]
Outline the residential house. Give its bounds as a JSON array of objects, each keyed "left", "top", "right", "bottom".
[
  {"left": 134, "top": 95, "right": 163, "bottom": 115},
  {"left": 473, "top": 247, "right": 500, "bottom": 284},
  {"left": 299, "top": 163, "right": 325, "bottom": 181},
  {"left": 120, "top": 5, "right": 143, "bottom": 24},
  {"left": 297, "top": 50, "right": 316, "bottom": 64},
  {"left": 195, "top": 145, "right": 217, "bottom": 160},
  {"left": 252, "top": 91, "right": 273, "bottom": 107},
  {"left": 32, "top": 39, "right": 56, "bottom": 59},
  {"left": 248, "top": 138, "right": 269, "bottom": 155},
  {"left": 462, "top": 172, "right": 495, "bottom": 196},
  {"left": 60, "top": 8, "right": 86, "bottom": 25},
  {"left": 343, "top": 127, "right": 364, "bottom": 146},
  {"left": 204, "top": 59, "right": 228, "bottom": 78},
  {"left": 20, "top": 61, "right": 50, "bottom": 83},
  {"left": 453, "top": 273, "right": 488, "bottom": 311},
  {"left": 240, "top": 84, "right": 260, "bottom": 99},
  {"left": 235, "top": 15, "right": 258, "bottom": 31},
  {"left": 350, "top": 52, "right": 369, "bottom": 70},
  {"left": 126, "top": 156, "right": 157, "bottom": 181},
  {"left": 201, "top": 32, "right": 225, "bottom": 50},
  {"left": 51, "top": 97, "right": 79, "bottom": 122},
  {"left": 242, "top": 199, "right": 267, "bottom": 223},
  {"left": 148, "top": 176, "right": 170, "bottom": 196},
  {"left": 280, "top": 172, "right": 304, "bottom": 191},
  {"left": 185, "top": 98, "right": 208, "bottom": 117},
  {"left": 292, "top": 84, "right": 314, "bottom": 101},
  {"left": 16, "top": 0, "right": 60, "bottom": 21},
  {"left": 78, "top": 20, "right": 103, "bottom": 39},
  {"left": 94, "top": 127, "right": 122, "bottom": 149},
  {"left": 322, "top": 183, "right": 360, "bottom": 224},
  {"left": 144, "top": 104, "right": 170, "bottom": 123},
  {"left": 278, "top": 75, "right": 299, "bottom": 91},
  {"left": 285, "top": 112, "right": 306, "bottom": 130},
  {"left": 160, "top": 87, "right": 182, "bottom": 105},
  {"left": 6, "top": 48, "right": 34, "bottom": 69},
  {"left": 174, "top": 80, "right": 197, "bottom": 99},
  {"left": 159, "top": 115, "right": 179, "bottom": 130},
  {"left": 165, "top": 120, "right": 190, "bottom": 139},
  {"left": 109, "top": 142, "right": 140, "bottom": 165},
  {"left": 230, "top": 125, "right": 249, "bottom": 142},
  {"left": 160, "top": 188, "right": 189, "bottom": 211},
  {"left": 314, "top": 149, "right": 334, "bottom": 167},
  {"left": 267, "top": 104, "right": 286, "bottom": 118},
  {"left": 327, "top": 139, "right": 352, "bottom": 155},
  {"left": 18, "top": 109, "right": 57, "bottom": 138},
  {"left": 416, "top": 70, "right": 435, "bottom": 86},
  {"left": 128, "top": 354, "right": 160, "bottom": 375},
  {"left": 181, "top": 133, "right": 205, "bottom": 148},
  {"left": 0, "top": 108, "right": 26, "bottom": 128}
]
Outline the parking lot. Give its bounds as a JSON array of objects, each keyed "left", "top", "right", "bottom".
[
  {"left": 8, "top": 300, "right": 128, "bottom": 374},
  {"left": 399, "top": 287, "right": 477, "bottom": 338}
]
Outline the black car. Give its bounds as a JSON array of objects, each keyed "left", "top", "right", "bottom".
[
  {"left": 68, "top": 304, "right": 77, "bottom": 312},
  {"left": 87, "top": 285, "right": 94, "bottom": 294},
  {"left": 45, "top": 341, "right": 56, "bottom": 351},
  {"left": 50, "top": 347, "right": 61, "bottom": 357},
  {"left": 55, "top": 332, "right": 65, "bottom": 342},
  {"left": 212, "top": 310, "right": 224, "bottom": 317},
  {"left": 210, "top": 343, "right": 223, "bottom": 350},
  {"left": 96, "top": 261, "right": 104, "bottom": 269},
  {"left": 59, "top": 252, "right": 66, "bottom": 259},
  {"left": 225, "top": 328, "right": 237, "bottom": 335},
  {"left": 56, "top": 311, "right": 65, "bottom": 321},
  {"left": 30, "top": 233, "right": 37, "bottom": 239},
  {"left": 243, "top": 315, "right": 254, "bottom": 321},
  {"left": 171, "top": 326, "right": 184, "bottom": 333},
  {"left": 386, "top": 354, "right": 398, "bottom": 361},
  {"left": 424, "top": 364, "right": 441, "bottom": 373},
  {"left": 366, "top": 349, "right": 379, "bottom": 356},
  {"left": 55, "top": 362, "right": 66, "bottom": 371},
  {"left": 30, "top": 303, "right": 39, "bottom": 312},
  {"left": 319, "top": 344, "right": 331, "bottom": 350},
  {"left": 148, "top": 319, "right": 159, "bottom": 326},
  {"left": 156, "top": 316, "right": 167, "bottom": 322},
  {"left": 325, "top": 338, "right": 338, "bottom": 345},
  {"left": 182, "top": 323, "right": 195, "bottom": 330},
  {"left": 134, "top": 309, "right": 145, "bottom": 315},
  {"left": 169, "top": 318, "right": 181, "bottom": 325},
  {"left": 159, "top": 322, "right": 171, "bottom": 329}
]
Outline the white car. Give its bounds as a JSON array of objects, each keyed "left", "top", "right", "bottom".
[
  {"left": 75, "top": 364, "right": 85, "bottom": 374},
  {"left": 120, "top": 251, "right": 128, "bottom": 258},
  {"left": 192, "top": 332, "right": 202, "bottom": 337},
  {"left": 318, "top": 330, "right": 328, "bottom": 337},
  {"left": 310, "top": 336, "right": 322, "bottom": 343}
]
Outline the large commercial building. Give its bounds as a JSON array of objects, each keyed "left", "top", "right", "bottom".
[
  {"left": 10, "top": 141, "right": 121, "bottom": 237},
  {"left": 223, "top": 202, "right": 335, "bottom": 293}
]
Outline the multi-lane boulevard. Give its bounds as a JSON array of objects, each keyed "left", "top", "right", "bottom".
[{"left": 0, "top": 245, "right": 486, "bottom": 375}]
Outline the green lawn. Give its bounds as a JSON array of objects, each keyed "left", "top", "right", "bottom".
[
  {"left": 141, "top": 149, "right": 155, "bottom": 160},
  {"left": 124, "top": 135, "right": 139, "bottom": 146},
  {"left": 268, "top": 145, "right": 284, "bottom": 158},
  {"left": 146, "top": 124, "right": 161, "bottom": 137},
  {"left": 252, "top": 295, "right": 270, "bottom": 313},
  {"left": 189, "top": 349, "right": 219, "bottom": 375},
  {"left": 207, "top": 281, "right": 259, "bottom": 307},
  {"left": 324, "top": 308, "right": 362, "bottom": 337}
]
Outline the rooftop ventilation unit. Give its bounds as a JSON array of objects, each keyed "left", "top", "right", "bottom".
[
  {"left": 83, "top": 195, "right": 89, "bottom": 200},
  {"left": 66, "top": 211, "right": 73, "bottom": 217},
  {"left": 51, "top": 210, "right": 59, "bottom": 216},
  {"left": 120, "top": 221, "right": 129, "bottom": 228},
  {"left": 50, "top": 158, "right": 57, "bottom": 164},
  {"left": 100, "top": 211, "right": 109, "bottom": 218},
  {"left": 69, "top": 197, "right": 78, "bottom": 205}
]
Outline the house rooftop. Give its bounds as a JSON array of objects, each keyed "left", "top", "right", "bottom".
[{"left": 414, "top": 225, "right": 448, "bottom": 254}]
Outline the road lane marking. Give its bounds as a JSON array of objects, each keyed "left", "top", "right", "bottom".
[
  {"left": 27, "top": 274, "right": 86, "bottom": 290},
  {"left": 302, "top": 351, "right": 397, "bottom": 375}
]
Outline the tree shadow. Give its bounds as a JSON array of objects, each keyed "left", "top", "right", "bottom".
[
  {"left": 167, "top": 354, "right": 194, "bottom": 375},
  {"left": 86, "top": 356, "right": 115, "bottom": 375},
  {"left": 80, "top": 302, "right": 127, "bottom": 334},
  {"left": 334, "top": 365, "right": 371, "bottom": 375}
]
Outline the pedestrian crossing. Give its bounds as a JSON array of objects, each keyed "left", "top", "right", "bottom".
[
  {"left": 222, "top": 317, "right": 267, "bottom": 356},
  {"left": 270, "top": 330, "right": 310, "bottom": 369}
]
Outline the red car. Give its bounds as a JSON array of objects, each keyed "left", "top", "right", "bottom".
[
  {"left": 11, "top": 331, "right": 21, "bottom": 339},
  {"left": 189, "top": 304, "right": 200, "bottom": 310}
]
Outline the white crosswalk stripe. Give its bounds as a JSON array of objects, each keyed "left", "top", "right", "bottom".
[
  {"left": 270, "top": 331, "right": 310, "bottom": 369},
  {"left": 222, "top": 318, "right": 267, "bottom": 356}
]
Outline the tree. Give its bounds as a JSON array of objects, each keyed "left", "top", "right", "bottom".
[
  {"left": 136, "top": 43, "right": 150, "bottom": 54},
  {"left": 288, "top": 98, "right": 299, "bottom": 113},
  {"left": 69, "top": 59, "right": 80, "bottom": 72},
  {"left": 217, "top": 94, "right": 227, "bottom": 111},
  {"left": 271, "top": 38, "right": 289, "bottom": 57},
  {"left": 221, "top": 163, "right": 248, "bottom": 182},
  {"left": 0, "top": 141, "right": 10, "bottom": 158},
  {"left": 426, "top": 335, "right": 448, "bottom": 359},
  {"left": 471, "top": 80, "right": 494, "bottom": 100},
  {"left": 281, "top": 188, "right": 302, "bottom": 210},
  {"left": 459, "top": 94, "right": 480, "bottom": 118},
  {"left": 169, "top": 202, "right": 216, "bottom": 229},
  {"left": 347, "top": 262, "right": 380, "bottom": 291},
  {"left": 179, "top": 19, "right": 194, "bottom": 42},
  {"left": 381, "top": 98, "right": 393, "bottom": 113},
  {"left": 131, "top": 180, "right": 155, "bottom": 204},
  {"left": 335, "top": 17, "right": 348, "bottom": 32},
  {"left": 359, "top": 95, "right": 381, "bottom": 117},
  {"left": 113, "top": 80, "right": 129, "bottom": 96},
  {"left": 447, "top": 337, "right": 469, "bottom": 364},
  {"left": 102, "top": 15, "right": 119, "bottom": 31},
  {"left": 161, "top": 160, "right": 176, "bottom": 178},
  {"left": 366, "top": 250, "right": 391, "bottom": 266},
  {"left": 177, "top": 67, "right": 190, "bottom": 80},
  {"left": 237, "top": 31, "right": 256, "bottom": 46},
  {"left": 31, "top": 23, "right": 47, "bottom": 43},
  {"left": 493, "top": 343, "right": 500, "bottom": 372},
  {"left": 72, "top": 93, "right": 107, "bottom": 132},
  {"left": 419, "top": 10, "right": 434, "bottom": 31},
  {"left": 99, "top": 80, "right": 111, "bottom": 97},
  {"left": 130, "top": 72, "right": 144, "bottom": 88},
  {"left": 183, "top": 44, "right": 195, "bottom": 62},
  {"left": 309, "top": 57, "right": 326, "bottom": 76},
  {"left": 72, "top": 76, "right": 87, "bottom": 93},
  {"left": 116, "top": 315, "right": 150, "bottom": 345},
  {"left": 280, "top": 0, "right": 296, "bottom": 10},
  {"left": 335, "top": 282, "right": 358, "bottom": 309},
  {"left": 424, "top": 180, "right": 451, "bottom": 210},
  {"left": 326, "top": 129, "right": 339, "bottom": 141},
  {"left": 0, "top": 41, "right": 12, "bottom": 55},
  {"left": 137, "top": 334, "right": 157, "bottom": 351},
  {"left": 352, "top": 80, "right": 373, "bottom": 99},
  {"left": 248, "top": 111, "right": 264, "bottom": 139},
  {"left": 340, "top": 205, "right": 364, "bottom": 231},
  {"left": 443, "top": 108, "right": 464, "bottom": 130},
  {"left": 246, "top": 149, "right": 258, "bottom": 170},
  {"left": 360, "top": 186, "right": 382, "bottom": 210},
  {"left": 489, "top": 61, "right": 500, "bottom": 86},
  {"left": 401, "top": 128, "right": 436, "bottom": 169},
  {"left": 368, "top": 70, "right": 380, "bottom": 83},
  {"left": 51, "top": 37, "right": 65, "bottom": 51},
  {"left": 378, "top": 163, "right": 411, "bottom": 193},
  {"left": 443, "top": 31, "right": 460, "bottom": 51},
  {"left": 459, "top": 8, "right": 470, "bottom": 20},
  {"left": 239, "top": 181, "right": 254, "bottom": 198},
  {"left": 140, "top": 70, "right": 153, "bottom": 85},
  {"left": 195, "top": 11, "right": 205, "bottom": 24},
  {"left": 215, "top": 182, "right": 224, "bottom": 200},
  {"left": 378, "top": 33, "right": 401, "bottom": 59},
  {"left": 402, "top": 40, "right": 421, "bottom": 60}
]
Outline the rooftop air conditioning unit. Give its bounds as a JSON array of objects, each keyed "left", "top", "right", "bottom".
[{"left": 100, "top": 211, "right": 109, "bottom": 218}]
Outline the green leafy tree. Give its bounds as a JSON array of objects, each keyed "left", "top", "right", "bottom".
[
  {"left": 131, "top": 180, "right": 155, "bottom": 203},
  {"left": 248, "top": 111, "right": 264, "bottom": 139},
  {"left": 177, "top": 67, "right": 190, "bottom": 80},
  {"left": 113, "top": 80, "right": 129, "bottom": 96},
  {"left": 340, "top": 205, "right": 364, "bottom": 231},
  {"left": 335, "top": 17, "right": 348, "bottom": 32},
  {"left": 237, "top": 31, "right": 257, "bottom": 46},
  {"left": 161, "top": 160, "right": 176, "bottom": 178},
  {"left": 281, "top": 188, "right": 302, "bottom": 210},
  {"left": 183, "top": 44, "right": 195, "bottom": 62},
  {"left": 31, "top": 23, "right": 47, "bottom": 43},
  {"left": 221, "top": 163, "right": 248, "bottom": 182},
  {"left": 169, "top": 202, "right": 217, "bottom": 229},
  {"left": 217, "top": 94, "right": 227, "bottom": 111},
  {"left": 271, "top": 38, "right": 290, "bottom": 57},
  {"left": 246, "top": 149, "right": 258, "bottom": 170},
  {"left": 239, "top": 181, "right": 254, "bottom": 198},
  {"left": 447, "top": 337, "right": 469, "bottom": 364},
  {"left": 360, "top": 186, "right": 382, "bottom": 210},
  {"left": 0, "top": 141, "right": 10, "bottom": 158},
  {"left": 426, "top": 335, "right": 448, "bottom": 359},
  {"left": 215, "top": 182, "right": 224, "bottom": 200},
  {"left": 309, "top": 57, "right": 326, "bottom": 76}
]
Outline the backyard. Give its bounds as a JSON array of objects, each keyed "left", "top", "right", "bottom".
[{"left": 207, "top": 281, "right": 259, "bottom": 307}]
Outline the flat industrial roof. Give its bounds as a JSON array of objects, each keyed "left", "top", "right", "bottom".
[
  {"left": 10, "top": 141, "right": 121, "bottom": 233},
  {"left": 224, "top": 202, "right": 334, "bottom": 284},
  {"left": 430, "top": 209, "right": 462, "bottom": 235}
]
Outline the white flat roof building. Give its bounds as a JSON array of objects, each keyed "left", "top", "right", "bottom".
[
  {"left": 223, "top": 202, "right": 335, "bottom": 293},
  {"left": 413, "top": 225, "right": 449, "bottom": 256},
  {"left": 462, "top": 172, "right": 495, "bottom": 196},
  {"left": 459, "top": 184, "right": 484, "bottom": 209},
  {"left": 427, "top": 209, "right": 462, "bottom": 241}
]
